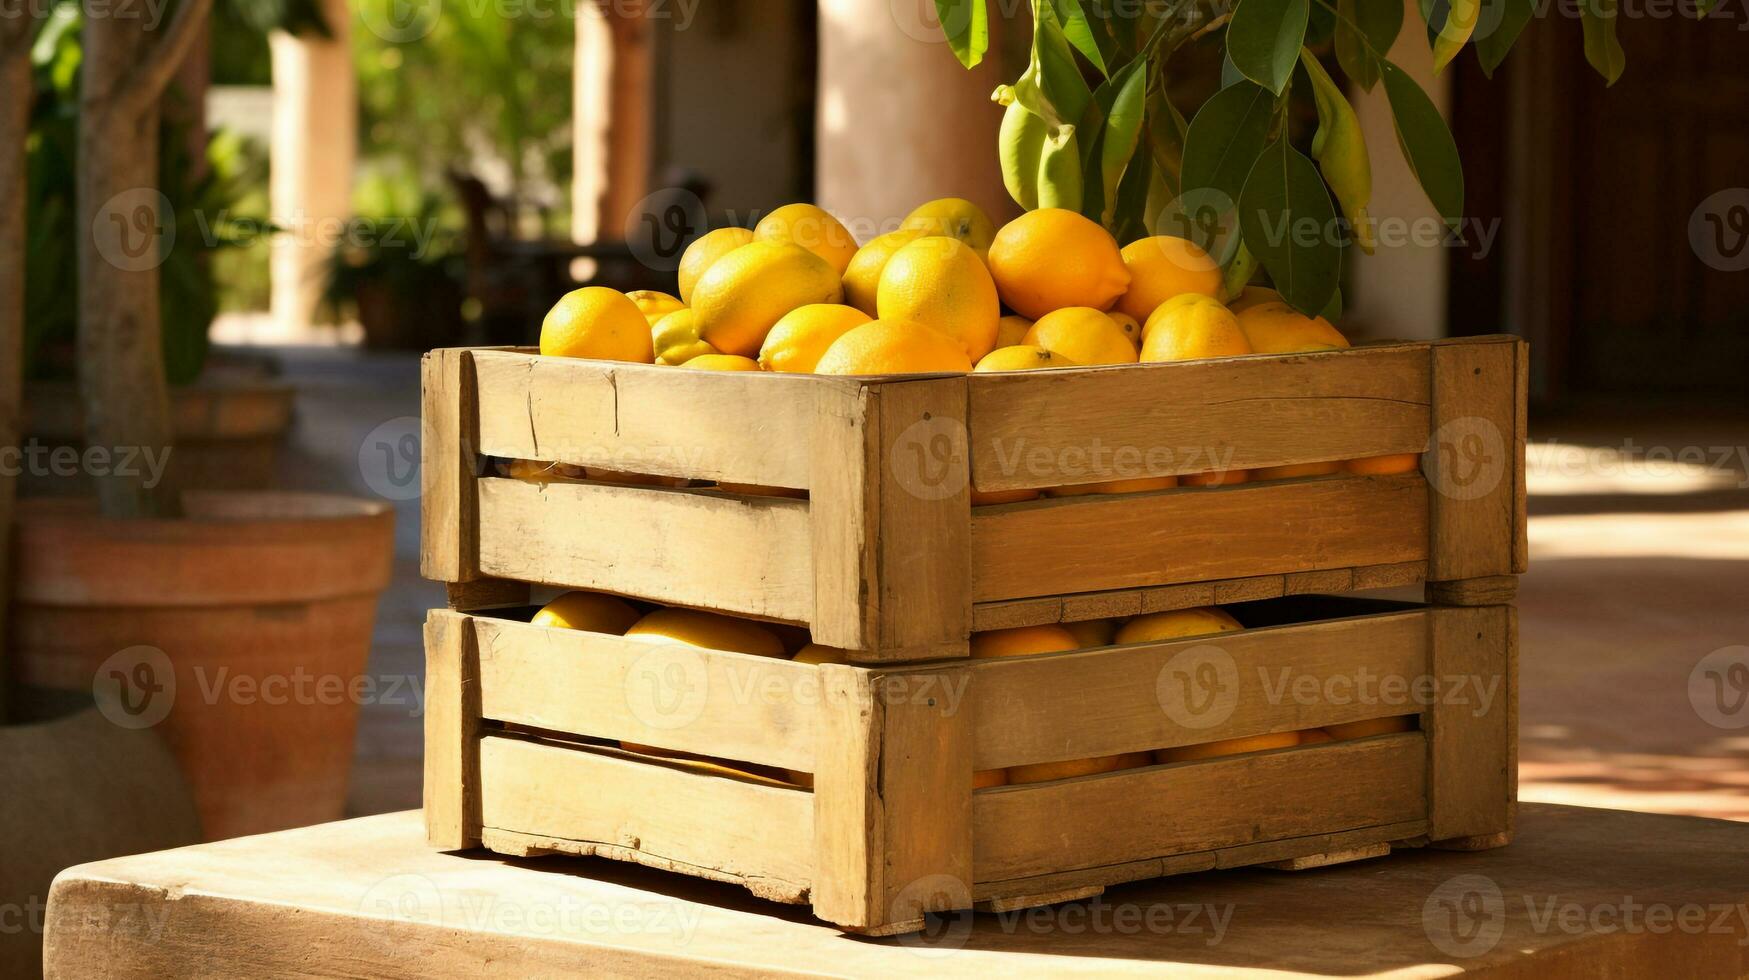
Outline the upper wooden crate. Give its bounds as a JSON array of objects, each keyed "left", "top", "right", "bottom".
[{"left": 422, "top": 336, "right": 1527, "bottom": 661}]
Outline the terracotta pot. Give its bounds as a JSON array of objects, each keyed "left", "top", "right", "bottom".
[
  {"left": 8, "top": 493, "right": 394, "bottom": 840},
  {"left": 21, "top": 378, "right": 296, "bottom": 495}
]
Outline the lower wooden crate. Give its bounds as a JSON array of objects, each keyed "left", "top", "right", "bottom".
[{"left": 425, "top": 597, "right": 1516, "bottom": 933}]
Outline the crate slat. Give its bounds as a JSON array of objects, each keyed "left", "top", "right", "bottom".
[
  {"left": 478, "top": 735, "right": 814, "bottom": 897},
  {"left": 972, "top": 734, "right": 1427, "bottom": 881},
  {"left": 470, "top": 349, "right": 839, "bottom": 489},
  {"left": 423, "top": 610, "right": 481, "bottom": 849},
  {"left": 970, "top": 473, "right": 1428, "bottom": 601},
  {"left": 965, "top": 345, "right": 1431, "bottom": 492},
  {"left": 471, "top": 616, "right": 820, "bottom": 771},
  {"left": 475, "top": 477, "right": 815, "bottom": 624},
  {"left": 967, "top": 610, "right": 1429, "bottom": 769},
  {"left": 1426, "top": 340, "right": 1519, "bottom": 581},
  {"left": 1427, "top": 605, "right": 1515, "bottom": 840}
]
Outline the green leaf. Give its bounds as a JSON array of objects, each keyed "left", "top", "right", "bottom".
[
  {"left": 1015, "top": 0, "right": 1093, "bottom": 130},
  {"left": 1228, "top": 0, "right": 1310, "bottom": 94},
  {"left": 1580, "top": 0, "right": 1626, "bottom": 84},
  {"left": 1380, "top": 60, "right": 1465, "bottom": 227},
  {"left": 1047, "top": 0, "right": 1110, "bottom": 76},
  {"left": 1112, "top": 148, "right": 1154, "bottom": 243},
  {"left": 1335, "top": 0, "right": 1403, "bottom": 90},
  {"left": 1474, "top": 0, "right": 1535, "bottom": 76},
  {"left": 1239, "top": 137, "right": 1342, "bottom": 315},
  {"left": 1145, "top": 89, "right": 1190, "bottom": 197},
  {"left": 1098, "top": 60, "right": 1149, "bottom": 224},
  {"left": 1319, "top": 286, "right": 1344, "bottom": 321},
  {"left": 1182, "top": 80, "right": 1277, "bottom": 203},
  {"left": 933, "top": 0, "right": 990, "bottom": 68}
]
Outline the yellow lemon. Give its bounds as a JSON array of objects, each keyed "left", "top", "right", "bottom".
[
  {"left": 540, "top": 287, "right": 654, "bottom": 362},
  {"left": 759, "top": 303, "right": 873, "bottom": 373},
  {"left": 531, "top": 591, "right": 642, "bottom": 635},
  {"left": 814, "top": 319, "right": 973, "bottom": 375},
  {"left": 1298, "top": 728, "right": 1335, "bottom": 744},
  {"left": 987, "top": 208, "right": 1130, "bottom": 319},
  {"left": 692, "top": 241, "right": 844, "bottom": 357},
  {"left": 677, "top": 227, "right": 755, "bottom": 304},
  {"left": 995, "top": 314, "right": 1033, "bottom": 349},
  {"left": 1115, "top": 607, "right": 1244, "bottom": 644},
  {"left": 791, "top": 644, "right": 849, "bottom": 665},
  {"left": 500, "top": 459, "right": 587, "bottom": 484},
  {"left": 841, "top": 229, "right": 923, "bottom": 316},
  {"left": 1235, "top": 302, "right": 1351, "bottom": 354},
  {"left": 1227, "top": 285, "right": 1284, "bottom": 313},
  {"left": 900, "top": 197, "right": 996, "bottom": 254},
  {"left": 627, "top": 289, "right": 685, "bottom": 325},
  {"left": 1115, "top": 236, "right": 1223, "bottom": 323},
  {"left": 624, "top": 608, "right": 786, "bottom": 658},
  {"left": 1345, "top": 453, "right": 1421, "bottom": 476},
  {"left": 1024, "top": 307, "right": 1139, "bottom": 365},
  {"left": 1061, "top": 619, "right": 1118, "bottom": 648},
  {"left": 1007, "top": 754, "right": 1134, "bottom": 785},
  {"left": 651, "top": 309, "right": 718, "bottom": 366},
  {"left": 876, "top": 236, "right": 1000, "bottom": 361},
  {"left": 970, "top": 625, "right": 1079, "bottom": 658},
  {"left": 754, "top": 203, "right": 859, "bottom": 275},
  {"left": 1107, "top": 311, "right": 1143, "bottom": 349},
  {"left": 1254, "top": 461, "right": 1343, "bottom": 480},
  {"left": 1141, "top": 296, "right": 1252, "bottom": 362},
  {"left": 971, "top": 486, "right": 1039, "bottom": 505},
  {"left": 682, "top": 353, "right": 760, "bottom": 371},
  {"left": 1046, "top": 476, "right": 1177, "bottom": 496},
  {"left": 1181, "top": 469, "right": 1251, "bottom": 487},
  {"left": 974, "top": 345, "right": 1078, "bottom": 372},
  {"left": 1156, "top": 731, "right": 1301, "bottom": 764}
]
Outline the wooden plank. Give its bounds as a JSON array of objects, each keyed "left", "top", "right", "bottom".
[
  {"left": 970, "top": 474, "right": 1428, "bottom": 602},
  {"left": 445, "top": 578, "right": 530, "bottom": 611},
  {"left": 479, "top": 829, "right": 809, "bottom": 904},
  {"left": 973, "top": 734, "right": 1427, "bottom": 881},
  {"left": 423, "top": 609, "right": 480, "bottom": 849},
  {"left": 812, "top": 665, "right": 974, "bottom": 930},
  {"left": 420, "top": 349, "right": 480, "bottom": 582},
  {"left": 968, "top": 611, "right": 1431, "bottom": 769},
  {"left": 966, "top": 345, "right": 1431, "bottom": 491},
  {"left": 470, "top": 349, "right": 840, "bottom": 489},
  {"left": 872, "top": 378, "right": 972, "bottom": 659},
  {"left": 1352, "top": 560, "right": 1429, "bottom": 591},
  {"left": 474, "top": 477, "right": 815, "bottom": 624},
  {"left": 1427, "top": 575, "right": 1518, "bottom": 606},
  {"left": 1260, "top": 843, "right": 1391, "bottom": 871},
  {"left": 477, "top": 735, "right": 813, "bottom": 896},
  {"left": 807, "top": 383, "right": 878, "bottom": 652},
  {"left": 1426, "top": 339, "right": 1519, "bottom": 581},
  {"left": 1513, "top": 339, "right": 1530, "bottom": 574},
  {"left": 470, "top": 615, "right": 819, "bottom": 771},
  {"left": 1426, "top": 605, "right": 1514, "bottom": 842}
]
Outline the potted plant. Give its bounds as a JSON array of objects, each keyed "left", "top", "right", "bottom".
[
  {"left": 321, "top": 192, "right": 467, "bottom": 351},
  {"left": 3, "top": 0, "right": 396, "bottom": 845}
]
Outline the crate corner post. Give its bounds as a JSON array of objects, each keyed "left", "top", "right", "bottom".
[
  {"left": 424, "top": 608, "right": 482, "bottom": 851},
  {"left": 1425, "top": 603, "right": 1516, "bottom": 847},
  {"left": 421, "top": 347, "right": 482, "bottom": 585}
]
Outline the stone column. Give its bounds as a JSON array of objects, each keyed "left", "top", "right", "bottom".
[
  {"left": 269, "top": 0, "right": 356, "bottom": 337},
  {"left": 816, "top": 0, "right": 1014, "bottom": 239}
]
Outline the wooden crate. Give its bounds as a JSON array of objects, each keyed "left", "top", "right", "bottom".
[
  {"left": 422, "top": 336, "right": 1528, "bottom": 662},
  {"left": 425, "top": 595, "right": 1517, "bottom": 934}
]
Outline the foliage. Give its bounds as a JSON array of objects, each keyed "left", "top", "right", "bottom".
[
  {"left": 24, "top": 6, "right": 263, "bottom": 384},
  {"left": 939, "top": 0, "right": 1636, "bottom": 316}
]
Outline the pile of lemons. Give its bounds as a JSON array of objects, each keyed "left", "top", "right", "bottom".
[
  {"left": 540, "top": 197, "right": 1351, "bottom": 377},
  {"left": 533, "top": 589, "right": 1417, "bottom": 789}
]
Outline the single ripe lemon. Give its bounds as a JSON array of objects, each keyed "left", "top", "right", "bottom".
[
  {"left": 995, "top": 314, "right": 1033, "bottom": 349},
  {"left": 624, "top": 608, "right": 787, "bottom": 658},
  {"left": 651, "top": 309, "right": 718, "bottom": 366},
  {"left": 974, "top": 345, "right": 1078, "bottom": 372},
  {"left": 1156, "top": 731, "right": 1301, "bottom": 764},
  {"left": 692, "top": 241, "right": 844, "bottom": 357},
  {"left": 900, "top": 197, "right": 996, "bottom": 254},
  {"left": 1061, "top": 618, "right": 1118, "bottom": 648},
  {"left": 1116, "top": 607, "right": 1244, "bottom": 644},
  {"left": 1254, "top": 461, "right": 1343, "bottom": 479},
  {"left": 1115, "top": 235, "right": 1222, "bottom": 323},
  {"left": 1141, "top": 296, "right": 1252, "bottom": 362},
  {"left": 1047, "top": 476, "right": 1177, "bottom": 496},
  {"left": 1345, "top": 453, "right": 1421, "bottom": 475},
  {"left": 754, "top": 203, "right": 859, "bottom": 275},
  {"left": 969, "top": 625, "right": 1078, "bottom": 658},
  {"left": 814, "top": 319, "right": 973, "bottom": 375},
  {"left": 541, "top": 287, "right": 654, "bottom": 362},
  {"left": 627, "top": 289, "right": 685, "bottom": 325},
  {"left": 1106, "top": 311, "right": 1143, "bottom": 349},
  {"left": 682, "top": 353, "right": 760, "bottom": 371},
  {"left": 531, "top": 591, "right": 642, "bottom": 635},
  {"left": 841, "top": 229, "right": 923, "bottom": 315},
  {"left": 1227, "top": 285, "right": 1284, "bottom": 313},
  {"left": 987, "top": 208, "right": 1130, "bottom": 319},
  {"left": 678, "top": 227, "right": 755, "bottom": 304},
  {"left": 791, "top": 643, "right": 849, "bottom": 665},
  {"left": 759, "top": 303, "right": 872, "bottom": 373},
  {"left": 1024, "top": 307, "right": 1139, "bottom": 365},
  {"left": 876, "top": 236, "right": 1000, "bottom": 361},
  {"left": 1235, "top": 301, "right": 1351, "bottom": 354}
]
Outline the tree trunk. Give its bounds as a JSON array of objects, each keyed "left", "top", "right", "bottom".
[
  {"left": 77, "top": 0, "right": 214, "bottom": 518},
  {"left": 1, "top": 19, "right": 34, "bottom": 722}
]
